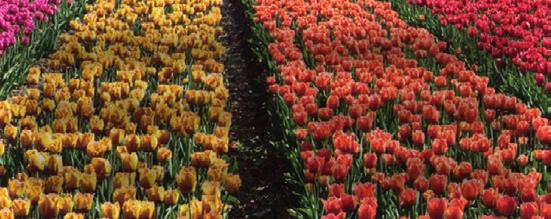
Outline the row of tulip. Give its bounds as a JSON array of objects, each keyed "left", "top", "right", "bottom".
[
  {"left": 0, "top": 0, "right": 240, "bottom": 218},
  {"left": 0, "top": 0, "right": 88, "bottom": 99},
  {"left": 386, "top": 0, "right": 551, "bottom": 116},
  {"left": 408, "top": 0, "right": 549, "bottom": 80},
  {"left": 247, "top": 0, "right": 551, "bottom": 218}
]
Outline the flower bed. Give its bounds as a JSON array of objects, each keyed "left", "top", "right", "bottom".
[
  {"left": 248, "top": 0, "right": 551, "bottom": 218},
  {"left": 409, "top": 0, "right": 549, "bottom": 78},
  {"left": 387, "top": 0, "right": 551, "bottom": 117},
  {"left": 0, "top": 0, "right": 240, "bottom": 218}
]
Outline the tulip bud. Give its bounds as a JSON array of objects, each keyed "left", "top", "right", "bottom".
[
  {"left": 0, "top": 208, "right": 13, "bottom": 219},
  {"left": 80, "top": 173, "right": 97, "bottom": 193},
  {"left": 495, "top": 195, "right": 517, "bottom": 216},
  {"left": 222, "top": 174, "right": 241, "bottom": 194},
  {"left": 125, "top": 134, "right": 141, "bottom": 152},
  {"left": 176, "top": 167, "right": 196, "bottom": 194},
  {"left": 191, "top": 151, "right": 215, "bottom": 168},
  {"left": 112, "top": 187, "right": 137, "bottom": 205},
  {"left": 427, "top": 198, "right": 447, "bottom": 219},
  {"left": 142, "top": 135, "right": 158, "bottom": 152},
  {"left": 146, "top": 186, "right": 165, "bottom": 203},
  {"left": 164, "top": 189, "right": 179, "bottom": 206},
  {"left": 120, "top": 152, "right": 138, "bottom": 172},
  {"left": 138, "top": 168, "right": 158, "bottom": 189},
  {"left": 122, "top": 200, "right": 155, "bottom": 219},
  {"left": 3, "top": 125, "right": 17, "bottom": 142},
  {"left": 38, "top": 194, "right": 61, "bottom": 219},
  {"left": 12, "top": 199, "right": 30, "bottom": 218},
  {"left": 399, "top": 188, "right": 417, "bottom": 207},
  {"left": 101, "top": 202, "right": 120, "bottom": 219}
]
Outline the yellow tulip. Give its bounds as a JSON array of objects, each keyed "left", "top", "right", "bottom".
[
  {"left": 73, "top": 193, "right": 94, "bottom": 212},
  {"left": 80, "top": 173, "right": 97, "bottom": 193},
  {"left": 44, "top": 176, "right": 64, "bottom": 194},
  {"left": 101, "top": 202, "right": 120, "bottom": 219},
  {"left": 38, "top": 194, "right": 61, "bottom": 219},
  {"left": 176, "top": 167, "right": 196, "bottom": 194},
  {"left": 12, "top": 199, "right": 30, "bottom": 218}
]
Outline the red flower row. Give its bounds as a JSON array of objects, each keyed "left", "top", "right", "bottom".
[
  {"left": 254, "top": 0, "right": 551, "bottom": 218},
  {"left": 408, "top": 0, "right": 551, "bottom": 92}
]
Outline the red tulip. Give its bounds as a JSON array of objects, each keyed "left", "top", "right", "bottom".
[
  {"left": 422, "top": 105, "right": 440, "bottom": 123},
  {"left": 536, "top": 126, "right": 551, "bottom": 145},
  {"left": 310, "top": 122, "right": 332, "bottom": 141},
  {"left": 357, "top": 112, "right": 376, "bottom": 132},
  {"left": 399, "top": 188, "right": 417, "bottom": 207},
  {"left": 447, "top": 182, "right": 462, "bottom": 199},
  {"left": 487, "top": 155, "right": 504, "bottom": 175},
  {"left": 414, "top": 177, "right": 429, "bottom": 192},
  {"left": 293, "top": 111, "right": 308, "bottom": 126},
  {"left": 321, "top": 212, "right": 346, "bottom": 219},
  {"left": 431, "top": 138, "right": 448, "bottom": 155},
  {"left": 353, "top": 183, "right": 376, "bottom": 200},
  {"left": 318, "top": 108, "right": 334, "bottom": 121},
  {"left": 406, "top": 158, "right": 424, "bottom": 180},
  {"left": 460, "top": 179, "right": 481, "bottom": 200},
  {"left": 332, "top": 164, "right": 349, "bottom": 182},
  {"left": 329, "top": 184, "right": 345, "bottom": 198},
  {"left": 340, "top": 194, "right": 356, "bottom": 212},
  {"left": 369, "top": 138, "right": 386, "bottom": 154},
  {"left": 453, "top": 162, "right": 473, "bottom": 180},
  {"left": 363, "top": 153, "right": 377, "bottom": 169},
  {"left": 445, "top": 206, "right": 464, "bottom": 219},
  {"left": 484, "top": 109, "right": 496, "bottom": 122},
  {"left": 532, "top": 118, "right": 548, "bottom": 131},
  {"left": 398, "top": 124, "right": 411, "bottom": 141},
  {"left": 481, "top": 188, "right": 498, "bottom": 209},
  {"left": 435, "top": 76, "right": 447, "bottom": 87},
  {"left": 427, "top": 198, "right": 447, "bottom": 219},
  {"left": 517, "top": 154, "right": 529, "bottom": 167},
  {"left": 533, "top": 149, "right": 551, "bottom": 165},
  {"left": 305, "top": 103, "right": 318, "bottom": 116},
  {"left": 283, "top": 93, "right": 296, "bottom": 106},
  {"left": 459, "top": 137, "right": 471, "bottom": 151},
  {"left": 295, "top": 129, "right": 308, "bottom": 141},
  {"left": 327, "top": 95, "right": 340, "bottom": 109},
  {"left": 495, "top": 195, "right": 517, "bottom": 216},
  {"left": 541, "top": 203, "right": 551, "bottom": 219},
  {"left": 322, "top": 197, "right": 342, "bottom": 214},
  {"left": 315, "top": 73, "right": 332, "bottom": 90},
  {"left": 520, "top": 202, "right": 538, "bottom": 219},
  {"left": 429, "top": 174, "right": 447, "bottom": 195},
  {"left": 357, "top": 202, "right": 376, "bottom": 219},
  {"left": 427, "top": 125, "right": 441, "bottom": 138},
  {"left": 412, "top": 130, "right": 425, "bottom": 147}
]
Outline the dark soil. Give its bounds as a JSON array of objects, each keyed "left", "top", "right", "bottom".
[{"left": 221, "top": 0, "right": 294, "bottom": 218}]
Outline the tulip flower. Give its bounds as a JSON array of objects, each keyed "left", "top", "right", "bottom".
[{"left": 427, "top": 198, "right": 447, "bottom": 219}]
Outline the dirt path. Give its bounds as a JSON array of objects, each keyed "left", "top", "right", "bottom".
[{"left": 220, "top": 0, "right": 294, "bottom": 218}]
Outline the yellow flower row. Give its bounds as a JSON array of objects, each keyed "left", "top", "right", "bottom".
[{"left": 0, "top": 0, "right": 239, "bottom": 218}]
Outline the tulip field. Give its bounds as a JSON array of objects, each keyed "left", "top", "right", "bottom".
[
  {"left": 0, "top": 0, "right": 549, "bottom": 218},
  {"left": 0, "top": 0, "right": 240, "bottom": 218}
]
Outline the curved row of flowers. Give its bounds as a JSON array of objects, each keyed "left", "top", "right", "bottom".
[
  {"left": 247, "top": 0, "right": 551, "bottom": 218},
  {"left": 386, "top": 0, "right": 551, "bottom": 117},
  {"left": 0, "top": 0, "right": 240, "bottom": 218},
  {"left": 408, "top": 0, "right": 550, "bottom": 84}
]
